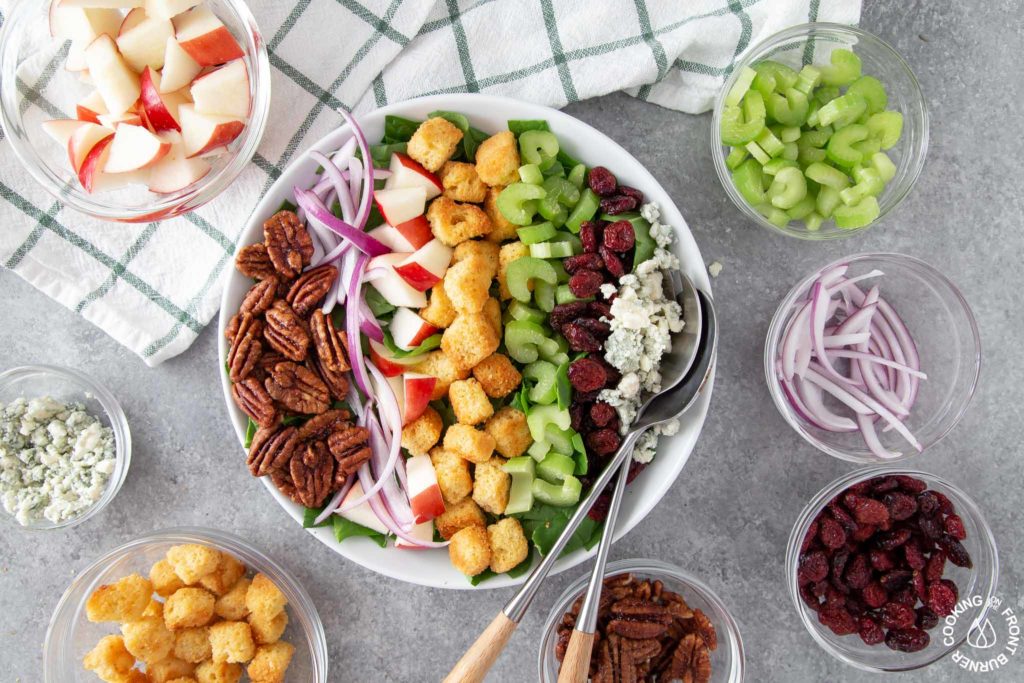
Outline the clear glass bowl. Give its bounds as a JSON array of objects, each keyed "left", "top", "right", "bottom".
[
  {"left": 538, "top": 559, "right": 745, "bottom": 682},
  {"left": 785, "top": 466, "right": 998, "bottom": 672},
  {"left": 0, "top": 0, "right": 270, "bottom": 223},
  {"left": 0, "top": 364, "right": 131, "bottom": 530},
  {"left": 711, "top": 22, "right": 929, "bottom": 239},
  {"left": 44, "top": 527, "right": 329, "bottom": 682},
  {"left": 764, "top": 253, "right": 981, "bottom": 463}
]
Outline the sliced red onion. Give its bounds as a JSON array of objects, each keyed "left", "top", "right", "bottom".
[
  {"left": 794, "top": 374, "right": 858, "bottom": 432},
  {"left": 825, "top": 350, "right": 927, "bottom": 379},
  {"left": 823, "top": 333, "right": 871, "bottom": 347},
  {"left": 314, "top": 473, "right": 356, "bottom": 525},
  {"left": 362, "top": 480, "right": 449, "bottom": 548},
  {"left": 810, "top": 281, "right": 847, "bottom": 384},
  {"left": 781, "top": 302, "right": 810, "bottom": 380},
  {"left": 336, "top": 108, "right": 375, "bottom": 230},
  {"left": 348, "top": 157, "right": 363, "bottom": 212},
  {"left": 295, "top": 188, "right": 389, "bottom": 257},
  {"left": 334, "top": 383, "right": 401, "bottom": 514},
  {"left": 858, "top": 413, "right": 902, "bottom": 459},
  {"left": 360, "top": 318, "right": 384, "bottom": 342},
  {"left": 345, "top": 253, "right": 373, "bottom": 396}
]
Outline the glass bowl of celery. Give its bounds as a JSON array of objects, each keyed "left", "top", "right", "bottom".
[{"left": 711, "top": 23, "right": 929, "bottom": 240}]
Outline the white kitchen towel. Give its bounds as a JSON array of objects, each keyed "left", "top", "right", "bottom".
[{"left": 0, "top": 0, "right": 861, "bottom": 365}]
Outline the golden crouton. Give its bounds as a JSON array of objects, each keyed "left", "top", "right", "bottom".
[
  {"left": 143, "top": 599, "right": 164, "bottom": 619},
  {"left": 434, "top": 497, "right": 486, "bottom": 540},
  {"left": 412, "top": 350, "right": 470, "bottom": 401},
  {"left": 452, "top": 239, "right": 500, "bottom": 277},
  {"left": 472, "top": 457, "right": 511, "bottom": 515},
  {"left": 498, "top": 241, "right": 530, "bottom": 299},
  {"left": 174, "top": 626, "right": 212, "bottom": 663},
  {"left": 427, "top": 197, "right": 493, "bottom": 246},
  {"left": 84, "top": 635, "right": 135, "bottom": 679},
  {"left": 121, "top": 616, "right": 175, "bottom": 662},
  {"left": 488, "top": 518, "right": 530, "bottom": 573},
  {"left": 147, "top": 657, "right": 196, "bottom": 683},
  {"left": 443, "top": 255, "right": 492, "bottom": 313},
  {"left": 118, "top": 671, "right": 152, "bottom": 683},
  {"left": 473, "top": 354, "right": 521, "bottom": 398},
  {"left": 443, "top": 423, "right": 496, "bottom": 464},
  {"left": 86, "top": 573, "right": 153, "bottom": 623},
  {"left": 407, "top": 117, "right": 463, "bottom": 172},
  {"left": 441, "top": 313, "right": 500, "bottom": 372},
  {"left": 484, "top": 187, "right": 519, "bottom": 243},
  {"left": 151, "top": 559, "right": 186, "bottom": 598},
  {"left": 248, "top": 609, "right": 288, "bottom": 645},
  {"left": 167, "top": 544, "right": 221, "bottom": 585},
  {"left": 245, "top": 574, "right": 287, "bottom": 621},
  {"left": 482, "top": 297, "right": 502, "bottom": 338},
  {"left": 430, "top": 447, "right": 473, "bottom": 505},
  {"left": 199, "top": 553, "right": 246, "bottom": 597},
  {"left": 166, "top": 678, "right": 199, "bottom": 683},
  {"left": 439, "top": 161, "right": 488, "bottom": 203},
  {"left": 194, "top": 660, "right": 242, "bottom": 683},
  {"left": 448, "top": 378, "right": 494, "bottom": 425},
  {"left": 448, "top": 525, "right": 491, "bottom": 576},
  {"left": 485, "top": 407, "right": 533, "bottom": 458},
  {"left": 214, "top": 577, "right": 250, "bottom": 621},
  {"left": 400, "top": 406, "right": 443, "bottom": 455},
  {"left": 246, "top": 642, "right": 295, "bottom": 683},
  {"left": 475, "top": 131, "right": 520, "bottom": 186},
  {"left": 164, "top": 587, "right": 216, "bottom": 630},
  {"left": 420, "top": 281, "right": 456, "bottom": 329},
  {"left": 209, "top": 621, "right": 256, "bottom": 664}
]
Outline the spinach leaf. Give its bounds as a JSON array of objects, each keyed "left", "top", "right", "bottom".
[
  {"left": 427, "top": 110, "right": 470, "bottom": 133},
  {"left": 383, "top": 115, "right": 421, "bottom": 143},
  {"left": 508, "top": 119, "right": 550, "bottom": 136},
  {"left": 463, "top": 126, "right": 490, "bottom": 162},
  {"left": 431, "top": 400, "right": 458, "bottom": 429},
  {"left": 517, "top": 503, "right": 602, "bottom": 557},
  {"left": 333, "top": 516, "right": 388, "bottom": 547},
  {"left": 364, "top": 285, "right": 396, "bottom": 317},
  {"left": 370, "top": 142, "right": 407, "bottom": 169},
  {"left": 281, "top": 414, "right": 308, "bottom": 427},
  {"left": 277, "top": 198, "right": 298, "bottom": 213},
  {"left": 381, "top": 329, "right": 442, "bottom": 358},
  {"left": 303, "top": 505, "right": 332, "bottom": 529},
  {"left": 244, "top": 418, "right": 257, "bottom": 448}
]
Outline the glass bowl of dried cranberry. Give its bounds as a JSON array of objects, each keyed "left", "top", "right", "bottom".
[
  {"left": 786, "top": 467, "right": 998, "bottom": 672},
  {"left": 538, "top": 559, "right": 745, "bottom": 682}
]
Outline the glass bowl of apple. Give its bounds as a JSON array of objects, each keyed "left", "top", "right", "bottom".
[{"left": 0, "top": 0, "right": 270, "bottom": 223}]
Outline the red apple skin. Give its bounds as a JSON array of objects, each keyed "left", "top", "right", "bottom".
[
  {"left": 410, "top": 485, "right": 446, "bottom": 524},
  {"left": 407, "top": 321, "right": 438, "bottom": 347},
  {"left": 403, "top": 375, "right": 436, "bottom": 424},
  {"left": 369, "top": 342, "right": 415, "bottom": 378},
  {"left": 76, "top": 105, "right": 102, "bottom": 125},
  {"left": 187, "top": 120, "right": 244, "bottom": 158},
  {"left": 395, "top": 152, "right": 442, "bottom": 193},
  {"left": 392, "top": 214, "right": 433, "bottom": 250},
  {"left": 139, "top": 67, "right": 179, "bottom": 132},
  {"left": 393, "top": 261, "right": 441, "bottom": 292},
  {"left": 179, "top": 27, "right": 244, "bottom": 66},
  {"left": 77, "top": 134, "right": 114, "bottom": 193}
]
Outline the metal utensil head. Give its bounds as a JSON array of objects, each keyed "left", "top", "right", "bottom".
[{"left": 655, "top": 269, "right": 702, "bottom": 396}]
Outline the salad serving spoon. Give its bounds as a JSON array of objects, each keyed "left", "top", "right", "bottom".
[{"left": 444, "top": 273, "right": 718, "bottom": 683}]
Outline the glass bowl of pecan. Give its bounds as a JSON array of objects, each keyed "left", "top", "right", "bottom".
[
  {"left": 539, "top": 559, "right": 745, "bottom": 682},
  {"left": 786, "top": 466, "right": 998, "bottom": 672}
]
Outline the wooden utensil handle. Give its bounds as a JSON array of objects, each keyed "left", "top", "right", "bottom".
[
  {"left": 557, "top": 629, "right": 595, "bottom": 683},
  {"left": 443, "top": 612, "right": 517, "bottom": 683}
]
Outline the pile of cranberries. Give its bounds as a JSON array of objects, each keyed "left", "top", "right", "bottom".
[{"left": 798, "top": 474, "right": 971, "bottom": 653}]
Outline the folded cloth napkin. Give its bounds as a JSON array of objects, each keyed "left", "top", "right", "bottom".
[{"left": 0, "top": 0, "right": 860, "bottom": 365}]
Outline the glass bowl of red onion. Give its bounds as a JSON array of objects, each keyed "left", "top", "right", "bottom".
[{"left": 764, "top": 253, "right": 980, "bottom": 463}]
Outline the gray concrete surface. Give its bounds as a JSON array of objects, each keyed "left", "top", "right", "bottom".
[{"left": 2, "top": 2, "right": 1022, "bottom": 681}]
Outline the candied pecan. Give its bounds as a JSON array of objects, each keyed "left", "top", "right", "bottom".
[
  {"left": 297, "top": 409, "right": 351, "bottom": 442},
  {"left": 310, "top": 310, "right": 350, "bottom": 373},
  {"left": 308, "top": 355, "right": 349, "bottom": 401},
  {"left": 270, "top": 469, "right": 298, "bottom": 503},
  {"left": 231, "top": 377, "right": 277, "bottom": 428},
  {"left": 263, "top": 210, "right": 314, "bottom": 279},
  {"left": 239, "top": 277, "right": 279, "bottom": 317},
  {"left": 265, "top": 361, "right": 330, "bottom": 415},
  {"left": 328, "top": 426, "right": 371, "bottom": 481},
  {"left": 607, "top": 618, "right": 667, "bottom": 640},
  {"left": 286, "top": 265, "right": 337, "bottom": 317},
  {"left": 255, "top": 350, "right": 286, "bottom": 381},
  {"left": 227, "top": 314, "right": 263, "bottom": 382},
  {"left": 247, "top": 425, "right": 300, "bottom": 477},
  {"left": 587, "top": 166, "right": 618, "bottom": 196},
  {"left": 564, "top": 252, "right": 604, "bottom": 274},
  {"left": 264, "top": 300, "right": 310, "bottom": 361},
  {"left": 666, "top": 633, "right": 710, "bottom": 683},
  {"left": 290, "top": 440, "right": 335, "bottom": 508},
  {"left": 603, "top": 220, "right": 636, "bottom": 252},
  {"left": 235, "top": 243, "right": 276, "bottom": 280},
  {"left": 225, "top": 314, "right": 241, "bottom": 342}
]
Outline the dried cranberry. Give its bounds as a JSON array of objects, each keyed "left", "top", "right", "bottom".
[
  {"left": 859, "top": 616, "right": 886, "bottom": 645},
  {"left": 912, "top": 570, "right": 927, "bottom": 601},
  {"left": 568, "top": 269, "right": 604, "bottom": 298},
  {"left": 564, "top": 252, "right": 604, "bottom": 274},
  {"left": 585, "top": 429, "right": 621, "bottom": 456},
  {"left": 844, "top": 554, "right": 872, "bottom": 590},
  {"left": 917, "top": 606, "right": 939, "bottom": 630},
  {"left": 589, "top": 402, "right": 616, "bottom": 428},
  {"left": 602, "top": 220, "right": 635, "bottom": 251},
  {"left": 575, "top": 317, "right": 611, "bottom": 339},
  {"left": 846, "top": 596, "right": 866, "bottom": 617},
  {"left": 876, "top": 527, "right": 912, "bottom": 550},
  {"left": 589, "top": 301, "right": 612, "bottom": 319},
  {"left": 924, "top": 552, "right": 946, "bottom": 582},
  {"left": 904, "top": 540, "right": 926, "bottom": 570},
  {"left": 818, "top": 604, "right": 858, "bottom": 635},
  {"left": 813, "top": 580, "right": 829, "bottom": 597},
  {"left": 801, "top": 521, "right": 820, "bottom": 554},
  {"left": 573, "top": 389, "right": 602, "bottom": 403},
  {"left": 918, "top": 491, "right": 940, "bottom": 516},
  {"left": 587, "top": 166, "right": 618, "bottom": 197},
  {"left": 626, "top": 460, "right": 646, "bottom": 483},
  {"left": 944, "top": 514, "right": 967, "bottom": 540},
  {"left": 599, "top": 246, "right": 626, "bottom": 277},
  {"left": 881, "top": 602, "right": 917, "bottom": 630},
  {"left": 894, "top": 475, "right": 928, "bottom": 493},
  {"left": 568, "top": 358, "right": 608, "bottom": 392},
  {"left": 879, "top": 570, "right": 913, "bottom": 592},
  {"left": 618, "top": 185, "right": 645, "bottom": 204},
  {"left": 798, "top": 550, "right": 830, "bottom": 585},
  {"left": 869, "top": 549, "right": 896, "bottom": 572},
  {"left": 825, "top": 585, "right": 848, "bottom": 606},
  {"left": 885, "top": 628, "right": 930, "bottom": 652},
  {"left": 819, "top": 516, "right": 847, "bottom": 549},
  {"left": 851, "top": 524, "right": 877, "bottom": 542},
  {"left": 893, "top": 587, "right": 918, "bottom": 606},
  {"left": 828, "top": 499, "right": 858, "bottom": 532},
  {"left": 589, "top": 491, "right": 611, "bottom": 521},
  {"left": 563, "top": 323, "right": 601, "bottom": 353},
  {"left": 934, "top": 491, "right": 954, "bottom": 514},
  {"left": 830, "top": 551, "right": 851, "bottom": 593},
  {"left": 937, "top": 534, "right": 973, "bottom": 568},
  {"left": 846, "top": 494, "right": 891, "bottom": 526},
  {"left": 917, "top": 514, "right": 943, "bottom": 539},
  {"left": 800, "top": 583, "right": 821, "bottom": 611},
  {"left": 599, "top": 195, "right": 638, "bottom": 215},
  {"left": 579, "top": 221, "right": 603, "bottom": 253},
  {"left": 569, "top": 403, "right": 585, "bottom": 431},
  {"left": 862, "top": 582, "right": 889, "bottom": 609},
  {"left": 549, "top": 302, "right": 589, "bottom": 330},
  {"left": 884, "top": 492, "right": 919, "bottom": 521},
  {"left": 870, "top": 476, "right": 900, "bottom": 493}
]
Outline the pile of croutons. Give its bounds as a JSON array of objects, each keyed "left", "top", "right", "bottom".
[
  {"left": 397, "top": 117, "right": 538, "bottom": 576},
  {"left": 83, "top": 543, "right": 294, "bottom": 683}
]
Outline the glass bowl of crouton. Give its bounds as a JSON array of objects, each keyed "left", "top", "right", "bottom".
[{"left": 43, "top": 527, "right": 328, "bottom": 682}]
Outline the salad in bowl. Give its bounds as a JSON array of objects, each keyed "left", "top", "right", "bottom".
[{"left": 218, "top": 95, "right": 712, "bottom": 588}]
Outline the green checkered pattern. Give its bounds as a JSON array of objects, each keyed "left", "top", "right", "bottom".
[{"left": 0, "top": 0, "right": 859, "bottom": 366}]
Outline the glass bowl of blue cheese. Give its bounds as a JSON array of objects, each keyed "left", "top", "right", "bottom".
[{"left": 0, "top": 365, "right": 130, "bottom": 530}]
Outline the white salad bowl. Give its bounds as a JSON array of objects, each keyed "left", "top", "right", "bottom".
[{"left": 218, "top": 94, "right": 714, "bottom": 589}]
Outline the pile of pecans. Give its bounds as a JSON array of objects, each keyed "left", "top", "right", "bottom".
[
  {"left": 227, "top": 210, "right": 371, "bottom": 508},
  {"left": 556, "top": 573, "right": 716, "bottom": 683}
]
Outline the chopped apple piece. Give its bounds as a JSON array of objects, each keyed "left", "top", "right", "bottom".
[
  {"left": 49, "top": 1, "right": 120, "bottom": 41},
  {"left": 173, "top": 6, "right": 244, "bottom": 66},
  {"left": 190, "top": 59, "right": 249, "bottom": 118},
  {"left": 104, "top": 123, "right": 171, "bottom": 172},
  {"left": 97, "top": 111, "right": 143, "bottom": 128},
  {"left": 42, "top": 119, "right": 90, "bottom": 147},
  {"left": 66, "top": 122, "right": 113, "bottom": 171},
  {"left": 84, "top": 34, "right": 140, "bottom": 116},
  {"left": 115, "top": 8, "right": 173, "bottom": 72},
  {"left": 144, "top": 0, "right": 198, "bottom": 21},
  {"left": 59, "top": 1, "right": 144, "bottom": 8},
  {"left": 159, "top": 36, "right": 202, "bottom": 92},
  {"left": 385, "top": 152, "right": 442, "bottom": 200},
  {"left": 76, "top": 90, "right": 108, "bottom": 123},
  {"left": 147, "top": 134, "right": 211, "bottom": 193},
  {"left": 373, "top": 187, "right": 427, "bottom": 227},
  {"left": 178, "top": 103, "right": 243, "bottom": 157},
  {"left": 139, "top": 67, "right": 190, "bottom": 132}
]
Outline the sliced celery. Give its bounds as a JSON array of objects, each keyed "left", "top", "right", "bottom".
[
  {"left": 781, "top": 142, "right": 799, "bottom": 161},
  {"left": 567, "top": 163, "right": 586, "bottom": 190},
  {"left": 806, "top": 100, "right": 821, "bottom": 127},
  {"left": 866, "top": 111, "right": 904, "bottom": 149},
  {"left": 804, "top": 211, "right": 824, "bottom": 232},
  {"left": 794, "top": 65, "right": 822, "bottom": 94},
  {"left": 766, "top": 88, "right": 810, "bottom": 126},
  {"left": 852, "top": 166, "right": 885, "bottom": 195},
  {"left": 755, "top": 203, "right": 790, "bottom": 228},
  {"left": 529, "top": 241, "right": 574, "bottom": 259},
  {"left": 780, "top": 126, "right": 802, "bottom": 143},
  {"left": 786, "top": 194, "right": 817, "bottom": 220},
  {"left": 518, "top": 164, "right": 544, "bottom": 185},
  {"left": 497, "top": 183, "right": 547, "bottom": 225},
  {"left": 751, "top": 70, "right": 777, "bottom": 98},
  {"left": 509, "top": 300, "right": 546, "bottom": 325},
  {"left": 798, "top": 146, "right": 827, "bottom": 165},
  {"left": 815, "top": 86, "right": 841, "bottom": 105},
  {"left": 820, "top": 48, "right": 862, "bottom": 87},
  {"left": 755, "top": 128, "right": 785, "bottom": 157},
  {"left": 533, "top": 280, "right": 555, "bottom": 312},
  {"left": 817, "top": 93, "right": 868, "bottom": 129},
  {"left": 720, "top": 105, "right": 764, "bottom": 146},
  {"left": 725, "top": 65, "right": 757, "bottom": 106},
  {"left": 565, "top": 189, "right": 599, "bottom": 233},
  {"left": 871, "top": 152, "right": 897, "bottom": 182},
  {"left": 816, "top": 186, "right": 842, "bottom": 218},
  {"left": 519, "top": 130, "right": 560, "bottom": 166},
  {"left": 852, "top": 137, "right": 882, "bottom": 157},
  {"left": 768, "top": 167, "right": 807, "bottom": 209},
  {"left": 833, "top": 196, "right": 880, "bottom": 229},
  {"left": 755, "top": 60, "right": 799, "bottom": 89},
  {"left": 846, "top": 75, "right": 888, "bottom": 114},
  {"left": 725, "top": 146, "right": 749, "bottom": 170},
  {"left": 805, "top": 162, "right": 851, "bottom": 190},
  {"left": 517, "top": 221, "right": 557, "bottom": 244},
  {"left": 731, "top": 159, "right": 766, "bottom": 206},
  {"left": 826, "top": 124, "right": 869, "bottom": 167},
  {"left": 745, "top": 141, "right": 771, "bottom": 165},
  {"left": 800, "top": 128, "right": 832, "bottom": 148},
  {"left": 763, "top": 158, "right": 798, "bottom": 176},
  {"left": 743, "top": 90, "right": 767, "bottom": 123}
]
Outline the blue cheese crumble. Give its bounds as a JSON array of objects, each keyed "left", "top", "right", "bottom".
[
  {"left": 0, "top": 396, "right": 115, "bottom": 525},
  {"left": 598, "top": 203, "right": 684, "bottom": 464}
]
